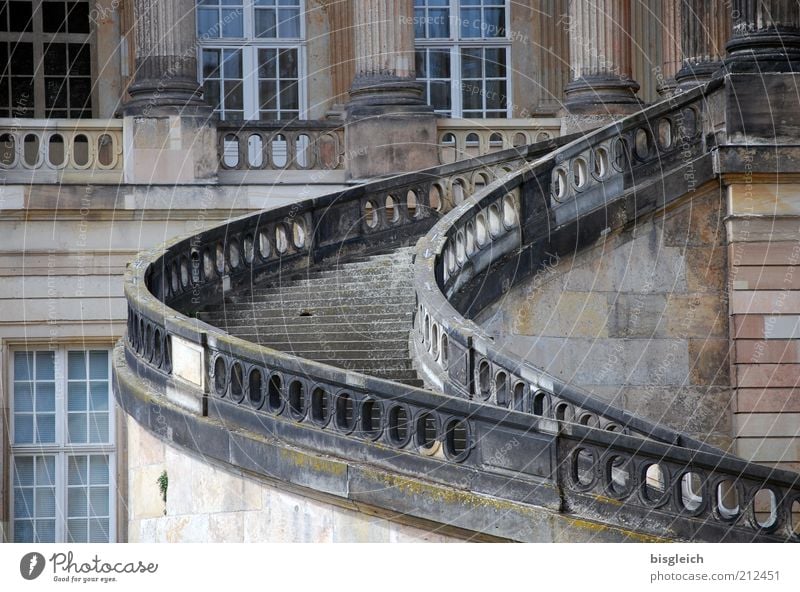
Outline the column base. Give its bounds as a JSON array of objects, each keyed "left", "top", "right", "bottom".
[
  {"left": 563, "top": 75, "right": 642, "bottom": 116},
  {"left": 123, "top": 114, "right": 218, "bottom": 184},
  {"left": 675, "top": 60, "right": 725, "bottom": 90},
  {"left": 726, "top": 32, "right": 800, "bottom": 73},
  {"left": 344, "top": 76, "right": 438, "bottom": 179}
]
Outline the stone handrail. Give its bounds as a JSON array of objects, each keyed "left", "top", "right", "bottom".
[
  {"left": 0, "top": 119, "right": 123, "bottom": 184},
  {"left": 412, "top": 80, "right": 800, "bottom": 541},
  {"left": 437, "top": 118, "right": 563, "bottom": 164}
]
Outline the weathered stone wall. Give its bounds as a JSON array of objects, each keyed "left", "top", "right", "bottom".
[
  {"left": 477, "top": 184, "right": 733, "bottom": 449},
  {"left": 126, "top": 418, "right": 461, "bottom": 542}
]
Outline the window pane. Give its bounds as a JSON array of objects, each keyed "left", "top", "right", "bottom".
[
  {"left": 430, "top": 50, "right": 450, "bottom": 77},
  {"left": 90, "top": 382, "right": 109, "bottom": 411},
  {"left": 258, "top": 48, "right": 277, "bottom": 77},
  {"left": 70, "top": 44, "right": 92, "bottom": 76},
  {"left": 428, "top": 8, "right": 449, "bottom": 37},
  {"left": 204, "top": 80, "right": 221, "bottom": 110},
  {"left": 222, "top": 50, "right": 242, "bottom": 78},
  {"left": 430, "top": 81, "right": 451, "bottom": 111},
  {"left": 14, "top": 520, "right": 33, "bottom": 542},
  {"left": 460, "top": 8, "right": 481, "bottom": 37},
  {"left": 89, "top": 487, "right": 109, "bottom": 516},
  {"left": 484, "top": 7, "right": 505, "bottom": 37},
  {"left": 14, "top": 488, "right": 33, "bottom": 518},
  {"left": 36, "top": 519, "right": 56, "bottom": 542},
  {"left": 280, "top": 81, "right": 298, "bottom": 110},
  {"left": 36, "top": 351, "right": 55, "bottom": 379},
  {"left": 277, "top": 8, "right": 299, "bottom": 37},
  {"left": 197, "top": 8, "right": 218, "bottom": 37},
  {"left": 484, "top": 48, "right": 506, "bottom": 77},
  {"left": 415, "top": 50, "right": 426, "bottom": 78},
  {"left": 68, "top": 456, "right": 88, "bottom": 486},
  {"left": 44, "top": 44, "right": 67, "bottom": 76},
  {"left": 89, "top": 455, "right": 109, "bottom": 485},
  {"left": 223, "top": 80, "right": 244, "bottom": 110},
  {"left": 14, "top": 416, "right": 33, "bottom": 444},
  {"left": 259, "top": 81, "right": 277, "bottom": 110},
  {"left": 279, "top": 49, "right": 297, "bottom": 78},
  {"left": 461, "top": 49, "right": 482, "bottom": 78},
  {"left": 36, "top": 414, "right": 56, "bottom": 443},
  {"left": 414, "top": 8, "right": 425, "bottom": 38},
  {"left": 68, "top": 488, "right": 88, "bottom": 517},
  {"left": 68, "top": 414, "right": 88, "bottom": 443},
  {"left": 89, "top": 351, "right": 108, "bottom": 379},
  {"left": 221, "top": 8, "right": 243, "bottom": 37},
  {"left": 36, "top": 488, "right": 57, "bottom": 517},
  {"left": 67, "top": 1, "right": 91, "bottom": 34},
  {"left": 15, "top": 352, "right": 33, "bottom": 380},
  {"left": 15, "top": 381, "right": 34, "bottom": 412},
  {"left": 202, "top": 49, "right": 220, "bottom": 78},
  {"left": 43, "top": 1, "right": 66, "bottom": 33},
  {"left": 462, "top": 81, "right": 483, "bottom": 109},
  {"left": 89, "top": 412, "right": 109, "bottom": 443},
  {"left": 36, "top": 383, "right": 56, "bottom": 412},
  {"left": 255, "top": 8, "right": 276, "bottom": 37},
  {"left": 68, "top": 382, "right": 87, "bottom": 410},
  {"left": 9, "top": 1, "right": 33, "bottom": 32},
  {"left": 68, "top": 350, "right": 86, "bottom": 378},
  {"left": 89, "top": 518, "right": 110, "bottom": 543},
  {"left": 68, "top": 518, "right": 88, "bottom": 543},
  {"left": 485, "top": 79, "right": 506, "bottom": 109},
  {"left": 36, "top": 456, "right": 56, "bottom": 486}
]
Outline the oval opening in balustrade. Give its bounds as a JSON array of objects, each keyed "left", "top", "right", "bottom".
[
  {"left": 465, "top": 132, "right": 480, "bottom": 154},
  {"left": 423, "top": 313, "right": 430, "bottom": 344},
  {"left": 477, "top": 360, "right": 491, "bottom": 399},
  {"left": 153, "top": 329, "right": 163, "bottom": 366},
  {"left": 572, "top": 157, "right": 588, "bottom": 188},
  {"left": 288, "top": 380, "right": 305, "bottom": 419},
  {"left": 642, "top": 463, "right": 667, "bottom": 503},
  {"left": 247, "top": 134, "right": 264, "bottom": 168},
  {"left": 445, "top": 420, "right": 468, "bottom": 458},
  {"left": 553, "top": 168, "right": 568, "bottom": 201},
  {"left": 335, "top": 392, "right": 355, "bottom": 431},
  {"left": 455, "top": 230, "right": 466, "bottom": 263},
  {"left": 679, "top": 472, "right": 704, "bottom": 512},
  {"left": 488, "top": 204, "right": 501, "bottom": 237},
  {"left": 502, "top": 194, "right": 516, "bottom": 227},
  {"left": 364, "top": 200, "right": 378, "bottom": 228},
  {"left": 48, "top": 134, "right": 65, "bottom": 167},
  {"left": 440, "top": 132, "right": 456, "bottom": 164},
  {"left": 296, "top": 134, "right": 311, "bottom": 168},
  {"left": 361, "top": 399, "right": 382, "bottom": 437},
  {"left": 658, "top": 119, "right": 672, "bottom": 149},
  {"left": 73, "top": 134, "right": 90, "bottom": 167},
  {"left": 716, "top": 480, "right": 740, "bottom": 520},
  {"left": 311, "top": 387, "right": 329, "bottom": 423},
  {"left": 180, "top": 257, "right": 190, "bottom": 288},
  {"left": 230, "top": 362, "right": 244, "bottom": 402},
  {"left": 452, "top": 179, "right": 465, "bottom": 205},
  {"left": 292, "top": 220, "right": 306, "bottom": 248},
  {"left": 268, "top": 374, "right": 283, "bottom": 412},
  {"left": 23, "top": 133, "right": 40, "bottom": 167},
  {"left": 429, "top": 185, "right": 443, "bottom": 212},
  {"left": 258, "top": 230, "right": 271, "bottom": 260},
  {"left": 753, "top": 488, "right": 778, "bottom": 529},
  {"left": 271, "top": 134, "right": 288, "bottom": 167},
  {"left": 613, "top": 137, "right": 631, "bottom": 172},
  {"left": 97, "top": 134, "right": 114, "bottom": 167},
  {"left": 0, "top": 133, "right": 16, "bottom": 166},
  {"left": 512, "top": 382, "right": 525, "bottom": 411},
  {"left": 215, "top": 242, "right": 225, "bottom": 274},
  {"left": 494, "top": 371, "right": 508, "bottom": 407},
  {"left": 791, "top": 499, "right": 800, "bottom": 537},
  {"left": 488, "top": 132, "right": 503, "bottom": 150},
  {"left": 578, "top": 413, "right": 598, "bottom": 428},
  {"left": 680, "top": 107, "right": 697, "bottom": 138},
  {"left": 531, "top": 391, "right": 547, "bottom": 416},
  {"left": 536, "top": 131, "right": 551, "bottom": 142},
  {"left": 145, "top": 324, "right": 154, "bottom": 361},
  {"left": 275, "top": 225, "right": 289, "bottom": 254},
  {"left": 554, "top": 402, "right": 571, "bottom": 422},
  {"left": 385, "top": 195, "right": 399, "bottom": 223},
  {"left": 430, "top": 323, "right": 439, "bottom": 359},
  {"left": 593, "top": 147, "right": 608, "bottom": 178},
  {"left": 465, "top": 221, "right": 476, "bottom": 255},
  {"left": 406, "top": 189, "right": 418, "bottom": 218},
  {"left": 223, "top": 133, "right": 239, "bottom": 168},
  {"left": 388, "top": 405, "right": 409, "bottom": 444},
  {"left": 170, "top": 261, "right": 179, "bottom": 294},
  {"left": 606, "top": 455, "right": 631, "bottom": 496},
  {"left": 475, "top": 212, "right": 488, "bottom": 246},
  {"left": 634, "top": 128, "right": 651, "bottom": 160},
  {"left": 446, "top": 244, "right": 456, "bottom": 273},
  {"left": 243, "top": 234, "right": 255, "bottom": 264},
  {"left": 473, "top": 171, "right": 489, "bottom": 191},
  {"left": 248, "top": 368, "right": 263, "bottom": 408},
  {"left": 202, "top": 248, "right": 215, "bottom": 280},
  {"left": 416, "top": 413, "right": 437, "bottom": 450},
  {"left": 213, "top": 357, "right": 227, "bottom": 397},
  {"left": 228, "top": 239, "right": 242, "bottom": 269},
  {"left": 513, "top": 132, "right": 527, "bottom": 147},
  {"left": 573, "top": 448, "right": 595, "bottom": 486},
  {"left": 440, "top": 333, "right": 448, "bottom": 367}
]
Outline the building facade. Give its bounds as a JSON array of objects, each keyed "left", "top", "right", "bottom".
[{"left": 2, "top": 0, "right": 800, "bottom": 543}]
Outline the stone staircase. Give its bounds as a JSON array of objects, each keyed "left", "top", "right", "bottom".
[{"left": 196, "top": 247, "right": 423, "bottom": 387}]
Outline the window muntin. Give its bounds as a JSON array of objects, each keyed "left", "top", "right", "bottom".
[
  {"left": 197, "top": 0, "right": 305, "bottom": 120},
  {"left": 10, "top": 347, "right": 115, "bottom": 543},
  {"left": 413, "top": 0, "right": 510, "bottom": 118}
]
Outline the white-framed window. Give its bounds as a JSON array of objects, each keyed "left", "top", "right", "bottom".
[
  {"left": 413, "top": 0, "right": 510, "bottom": 118},
  {"left": 10, "top": 347, "right": 115, "bottom": 543},
  {"left": 196, "top": 0, "right": 305, "bottom": 120}
]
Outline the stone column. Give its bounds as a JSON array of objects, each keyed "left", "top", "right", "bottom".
[
  {"left": 563, "top": 0, "right": 641, "bottom": 116},
  {"left": 122, "top": 0, "right": 217, "bottom": 183},
  {"left": 726, "top": 0, "right": 800, "bottom": 72},
  {"left": 345, "top": 0, "right": 437, "bottom": 179},
  {"left": 674, "top": 0, "right": 730, "bottom": 89},
  {"left": 658, "top": 0, "right": 682, "bottom": 96}
]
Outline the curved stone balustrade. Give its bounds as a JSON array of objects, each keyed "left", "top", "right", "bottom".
[
  {"left": 0, "top": 119, "right": 123, "bottom": 183},
  {"left": 411, "top": 79, "right": 800, "bottom": 541},
  {"left": 437, "top": 118, "right": 562, "bottom": 164},
  {"left": 217, "top": 120, "right": 346, "bottom": 182}
]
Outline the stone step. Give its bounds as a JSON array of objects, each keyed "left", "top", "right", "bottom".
[
  {"left": 198, "top": 311, "right": 412, "bottom": 325},
  {"left": 217, "top": 294, "right": 414, "bottom": 310}
]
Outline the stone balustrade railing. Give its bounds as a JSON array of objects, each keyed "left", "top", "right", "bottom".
[
  {"left": 216, "top": 120, "right": 346, "bottom": 183},
  {"left": 0, "top": 119, "right": 123, "bottom": 184},
  {"left": 412, "top": 80, "right": 800, "bottom": 541},
  {"left": 436, "top": 118, "right": 562, "bottom": 164}
]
